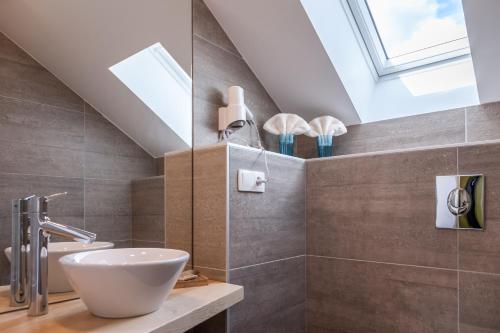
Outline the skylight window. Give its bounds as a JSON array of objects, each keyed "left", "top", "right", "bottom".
[
  {"left": 347, "top": 0, "right": 470, "bottom": 76},
  {"left": 109, "top": 43, "right": 192, "bottom": 147}
]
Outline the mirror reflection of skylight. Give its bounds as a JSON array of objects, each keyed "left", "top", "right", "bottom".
[
  {"left": 348, "top": 0, "right": 471, "bottom": 75},
  {"left": 109, "top": 43, "right": 192, "bottom": 147}
]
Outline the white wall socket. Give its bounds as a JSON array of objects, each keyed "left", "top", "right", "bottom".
[{"left": 237, "top": 169, "right": 266, "bottom": 193}]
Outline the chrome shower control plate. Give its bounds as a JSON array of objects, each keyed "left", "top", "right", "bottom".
[{"left": 436, "top": 175, "right": 484, "bottom": 230}]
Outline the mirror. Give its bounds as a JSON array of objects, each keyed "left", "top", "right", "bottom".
[{"left": 0, "top": 0, "right": 192, "bottom": 314}]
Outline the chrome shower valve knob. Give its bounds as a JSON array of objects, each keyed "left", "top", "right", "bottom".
[{"left": 447, "top": 187, "right": 472, "bottom": 216}]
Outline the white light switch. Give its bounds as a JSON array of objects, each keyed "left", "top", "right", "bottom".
[{"left": 238, "top": 169, "right": 266, "bottom": 193}]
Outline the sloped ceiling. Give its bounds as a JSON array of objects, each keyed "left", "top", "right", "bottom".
[
  {"left": 1, "top": 0, "right": 498, "bottom": 150},
  {"left": 0, "top": 0, "right": 191, "bottom": 157},
  {"left": 205, "top": 0, "right": 498, "bottom": 125},
  {"left": 462, "top": 0, "right": 500, "bottom": 104},
  {"left": 204, "top": 0, "right": 361, "bottom": 126}
]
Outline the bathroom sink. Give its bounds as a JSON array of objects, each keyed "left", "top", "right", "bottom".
[
  {"left": 4, "top": 241, "right": 114, "bottom": 293},
  {"left": 59, "top": 248, "right": 189, "bottom": 318}
]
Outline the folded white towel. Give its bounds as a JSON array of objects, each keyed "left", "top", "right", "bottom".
[
  {"left": 306, "top": 116, "right": 347, "bottom": 137},
  {"left": 263, "top": 113, "right": 311, "bottom": 135}
]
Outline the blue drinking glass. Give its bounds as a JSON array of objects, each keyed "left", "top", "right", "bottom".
[
  {"left": 316, "top": 134, "right": 334, "bottom": 157},
  {"left": 279, "top": 134, "right": 295, "bottom": 156}
]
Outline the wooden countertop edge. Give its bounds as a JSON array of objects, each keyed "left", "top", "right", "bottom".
[
  {"left": 151, "top": 283, "right": 243, "bottom": 333},
  {"left": 0, "top": 282, "right": 244, "bottom": 333}
]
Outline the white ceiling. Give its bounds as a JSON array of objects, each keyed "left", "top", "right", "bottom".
[{"left": 0, "top": 0, "right": 191, "bottom": 157}]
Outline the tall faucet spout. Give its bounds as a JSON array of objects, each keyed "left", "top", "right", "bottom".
[
  {"left": 41, "top": 218, "right": 96, "bottom": 244},
  {"left": 11, "top": 193, "right": 98, "bottom": 316}
]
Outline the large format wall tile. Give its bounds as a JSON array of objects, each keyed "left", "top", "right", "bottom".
[
  {"left": 0, "top": 173, "right": 83, "bottom": 218},
  {"left": 132, "top": 176, "right": 165, "bottom": 244},
  {"left": 0, "top": 40, "right": 82, "bottom": 112},
  {"left": 228, "top": 256, "right": 305, "bottom": 333},
  {"left": 458, "top": 143, "right": 500, "bottom": 274},
  {"left": 0, "top": 96, "right": 84, "bottom": 149},
  {"left": 132, "top": 176, "right": 164, "bottom": 216},
  {"left": 307, "top": 256, "right": 458, "bottom": 333},
  {"left": 85, "top": 215, "right": 131, "bottom": 242},
  {"left": 84, "top": 112, "right": 150, "bottom": 158},
  {"left": 466, "top": 102, "right": 500, "bottom": 143},
  {"left": 165, "top": 150, "right": 192, "bottom": 258},
  {"left": 84, "top": 151, "right": 155, "bottom": 180},
  {"left": 193, "top": 36, "right": 269, "bottom": 105},
  {"left": 0, "top": 140, "right": 83, "bottom": 179},
  {"left": 155, "top": 157, "right": 165, "bottom": 175},
  {"left": 193, "top": 0, "right": 240, "bottom": 56},
  {"left": 132, "top": 215, "right": 165, "bottom": 243},
  {"left": 307, "top": 147, "right": 458, "bottom": 269},
  {"left": 132, "top": 239, "right": 164, "bottom": 248},
  {"left": 84, "top": 178, "right": 131, "bottom": 217},
  {"left": 333, "top": 108, "right": 465, "bottom": 155},
  {"left": 0, "top": 33, "right": 38, "bottom": 66},
  {"left": 459, "top": 271, "right": 500, "bottom": 332},
  {"left": 193, "top": 98, "right": 219, "bottom": 146},
  {"left": 193, "top": 145, "right": 228, "bottom": 271},
  {"left": 228, "top": 146, "right": 305, "bottom": 268},
  {"left": 297, "top": 108, "right": 466, "bottom": 158}
]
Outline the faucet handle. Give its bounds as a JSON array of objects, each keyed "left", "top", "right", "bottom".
[{"left": 44, "top": 192, "right": 68, "bottom": 202}]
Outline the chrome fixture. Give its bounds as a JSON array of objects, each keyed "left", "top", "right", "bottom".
[
  {"left": 436, "top": 175, "right": 485, "bottom": 230},
  {"left": 10, "top": 193, "right": 96, "bottom": 316}
]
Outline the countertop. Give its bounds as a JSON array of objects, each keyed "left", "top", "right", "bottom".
[{"left": 0, "top": 282, "right": 243, "bottom": 333}]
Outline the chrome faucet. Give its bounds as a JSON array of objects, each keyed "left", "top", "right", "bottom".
[{"left": 10, "top": 193, "right": 96, "bottom": 316}]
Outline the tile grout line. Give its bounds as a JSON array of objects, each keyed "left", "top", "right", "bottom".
[
  {"left": 130, "top": 238, "right": 165, "bottom": 243},
  {"left": 83, "top": 101, "right": 86, "bottom": 231},
  {"left": 308, "top": 254, "right": 500, "bottom": 277},
  {"left": 0, "top": 171, "right": 82, "bottom": 181},
  {"left": 0, "top": 92, "right": 84, "bottom": 115},
  {"left": 305, "top": 137, "right": 500, "bottom": 163},
  {"left": 193, "top": 33, "right": 242, "bottom": 60},
  {"left": 192, "top": 265, "right": 227, "bottom": 273},
  {"left": 307, "top": 254, "right": 458, "bottom": 272},
  {"left": 228, "top": 255, "right": 307, "bottom": 272}
]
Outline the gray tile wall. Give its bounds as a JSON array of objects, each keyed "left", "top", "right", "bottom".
[
  {"left": 165, "top": 150, "right": 193, "bottom": 264},
  {"left": 193, "top": 0, "right": 280, "bottom": 152},
  {"left": 298, "top": 102, "right": 500, "bottom": 158},
  {"left": 193, "top": 144, "right": 228, "bottom": 276},
  {"left": 132, "top": 176, "right": 165, "bottom": 248},
  {"left": 228, "top": 256, "right": 305, "bottom": 333},
  {"left": 306, "top": 141, "right": 500, "bottom": 332},
  {"left": 228, "top": 146, "right": 305, "bottom": 269},
  {"left": 0, "top": 33, "right": 156, "bottom": 284},
  {"left": 192, "top": 144, "right": 306, "bottom": 333},
  {"left": 226, "top": 145, "right": 306, "bottom": 333}
]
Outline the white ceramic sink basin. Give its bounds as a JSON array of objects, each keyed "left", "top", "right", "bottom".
[
  {"left": 4, "top": 241, "right": 114, "bottom": 293},
  {"left": 60, "top": 248, "right": 189, "bottom": 318}
]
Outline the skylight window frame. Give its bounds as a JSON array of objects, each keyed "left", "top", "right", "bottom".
[{"left": 346, "top": 0, "right": 471, "bottom": 76}]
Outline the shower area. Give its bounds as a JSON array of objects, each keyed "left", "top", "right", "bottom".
[{"left": 191, "top": 141, "right": 500, "bottom": 333}]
